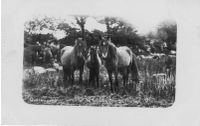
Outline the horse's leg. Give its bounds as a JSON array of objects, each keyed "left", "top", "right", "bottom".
[
  {"left": 93, "top": 73, "right": 97, "bottom": 88},
  {"left": 96, "top": 72, "right": 99, "bottom": 88},
  {"left": 63, "top": 66, "right": 68, "bottom": 88},
  {"left": 114, "top": 70, "right": 119, "bottom": 93},
  {"left": 71, "top": 71, "right": 74, "bottom": 86},
  {"left": 123, "top": 75, "right": 126, "bottom": 88},
  {"left": 126, "top": 72, "right": 129, "bottom": 85},
  {"left": 90, "top": 72, "right": 95, "bottom": 88},
  {"left": 79, "top": 67, "right": 83, "bottom": 86},
  {"left": 91, "top": 71, "right": 97, "bottom": 88},
  {"left": 108, "top": 72, "right": 113, "bottom": 93},
  {"left": 126, "top": 68, "right": 129, "bottom": 87},
  {"left": 122, "top": 68, "right": 128, "bottom": 88},
  {"left": 89, "top": 71, "right": 92, "bottom": 87},
  {"left": 92, "top": 77, "right": 95, "bottom": 88},
  {"left": 69, "top": 67, "right": 74, "bottom": 86}
]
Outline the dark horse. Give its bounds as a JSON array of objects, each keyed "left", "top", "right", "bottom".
[
  {"left": 49, "top": 43, "right": 61, "bottom": 63},
  {"left": 23, "top": 45, "right": 43, "bottom": 67},
  {"left": 42, "top": 47, "right": 54, "bottom": 67},
  {"left": 60, "top": 38, "right": 87, "bottom": 87},
  {"left": 86, "top": 46, "right": 102, "bottom": 88},
  {"left": 99, "top": 38, "right": 139, "bottom": 92}
]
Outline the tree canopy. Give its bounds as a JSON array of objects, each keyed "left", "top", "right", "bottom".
[{"left": 24, "top": 16, "right": 177, "bottom": 55}]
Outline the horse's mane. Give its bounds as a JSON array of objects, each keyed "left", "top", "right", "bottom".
[
  {"left": 71, "top": 38, "right": 87, "bottom": 62},
  {"left": 107, "top": 41, "right": 118, "bottom": 60},
  {"left": 73, "top": 41, "right": 79, "bottom": 57}
]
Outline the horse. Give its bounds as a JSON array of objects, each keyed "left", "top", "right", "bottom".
[
  {"left": 23, "top": 45, "right": 43, "bottom": 67},
  {"left": 49, "top": 42, "right": 61, "bottom": 63},
  {"left": 42, "top": 47, "right": 54, "bottom": 68},
  {"left": 60, "top": 38, "right": 87, "bottom": 87},
  {"left": 99, "top": 38, "right": 139, "bottom": 92},
  {"left": 86, "top": 46, "right": 102, "bottom": 88}
]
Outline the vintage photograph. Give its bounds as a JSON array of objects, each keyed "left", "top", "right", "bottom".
[{"left": 23, "top": 15, "right": 176, "bottom": 107}]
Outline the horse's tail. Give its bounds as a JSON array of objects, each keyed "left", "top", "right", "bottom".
[{"left": 130, "top": 52, "right": 139, "bottom": 82}]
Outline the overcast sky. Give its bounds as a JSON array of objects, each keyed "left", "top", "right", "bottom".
[
  {"left": 85, "top": 16, "right": 175, "bottom": 35},
  {"left": 23, "top": 0, "right": 176, "bottom": 39},
  {"left": 28, "top": 15, "right": 175, "bottom": 40}
]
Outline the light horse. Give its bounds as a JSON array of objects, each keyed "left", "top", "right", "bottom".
[
  {"left": 60, "top": 38, "right": 87, "bottom": 87},
  {"left": 99, "top": 38, "right": 139, "bottom": 92}
]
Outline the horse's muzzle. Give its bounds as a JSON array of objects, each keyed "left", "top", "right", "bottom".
[{"left": 101, "top": 52, "right": 108, "bottom": 59}]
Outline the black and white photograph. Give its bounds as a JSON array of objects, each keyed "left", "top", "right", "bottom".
[
  {"left": 2, "top": 0, "right": 200, "bottom": 125},
  {"left": 23, "top": 15, "right": 176, "bottom": 107}
]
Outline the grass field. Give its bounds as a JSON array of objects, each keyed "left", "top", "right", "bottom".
[{"left": 23, "top": 56, "right": 176, "bottom": 107}]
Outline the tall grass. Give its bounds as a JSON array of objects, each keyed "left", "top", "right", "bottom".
[
  {"left": 137, "top": 56, "right": 176, "bottom": 102},
  {"left": 23, "top": 56, "right": 176, "bottom": 107}
]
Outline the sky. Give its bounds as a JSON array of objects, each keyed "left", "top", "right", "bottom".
[
  {"left": 28, "top": 15, "right": 175, "bottom": 40},
  {"left": 84, "top": 16, "right": 175, "bottom": 35},
  {"left": 23, "top": 0, "right": 176, "bottom": 39}
]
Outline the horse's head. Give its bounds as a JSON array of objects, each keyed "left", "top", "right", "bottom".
[
  {"left": 88, "top": 46, "right": 98, "bottom": 60},
  {"left": 90, "top": 46, "right": 96, "bottom": 55},
  {"left": 74, "top": 38, "right": 87, "bottom": 58},
  {"left": 99, "top": 37, "right": 112, "bottom": 59}
]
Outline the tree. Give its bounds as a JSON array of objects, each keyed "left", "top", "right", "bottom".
[
  {"left": 98, "top": 17, "right": 146, "bottom": 54},
  {"left": 24, "top": 16, "right": 58, "bottom": 44},
  {"left": 157, "top": 21, "right": 177, "bottom": 52},
  {"left": 145, "top": 20, "right": 177, "bottom": 54},
  {"left": 75, "top": 16, "right": 87, "bottom": 39},
  {"left": 24, "top": 16, "right": 57, "bottom": 34},
  {"left": 57, "top": 22, "right": 73, "bottom": 34},
  {"left": 85, "top": 29, "right": 105, "bottom": 46},
  {"left": 99, "top": 17, "right": 117, "bottom": 36}
]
